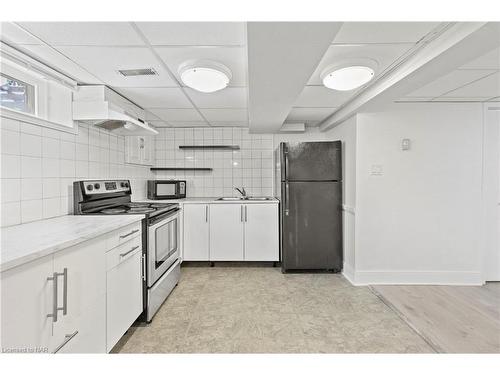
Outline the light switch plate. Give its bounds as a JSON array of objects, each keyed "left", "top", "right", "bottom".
[
  {"left": 402, "top": 138, "right": 411, "bottom": 151},
  {"left": 370, "top": 164, "right": 383, "bottom": 176}
]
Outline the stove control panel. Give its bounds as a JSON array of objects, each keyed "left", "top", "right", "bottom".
[{"left": 83, "top": 180, "right": 131, "bottom": 195}]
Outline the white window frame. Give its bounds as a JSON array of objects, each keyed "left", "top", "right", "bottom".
[
  {"left": 0, "top": 43, "right": 78, "bottom": 134},
  {"left": 1, "top": 60, "right": 46, "bottom": 118}
]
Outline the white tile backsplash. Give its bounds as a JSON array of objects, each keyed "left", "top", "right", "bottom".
[
  {"left": 154, "top": 127, "right": 274, "bottom": 197},
  {"left": 1, "top": 118, "right": 153, "bottom": 227}
]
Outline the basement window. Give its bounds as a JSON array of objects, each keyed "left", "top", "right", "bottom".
[{"left": 0, "top": 73, "right": 36, "bottom": 115}]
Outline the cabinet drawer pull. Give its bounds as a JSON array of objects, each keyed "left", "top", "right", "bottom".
[
  {"left": 120, "top": 246, "right": 140, "bottom": 257},
  {"left": 119, "top": 229, "right": 139, "bottom": 239},
  {"left": 61, "top": 268, "right": 68, "bottom": 316},
  {"left": 47, "top": 268, "right": 68, "bottom": 322},
  {"left": 53, "top": 331, "right": 78, "bottom": 353}
]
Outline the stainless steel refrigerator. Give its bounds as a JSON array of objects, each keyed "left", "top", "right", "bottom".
[{"left": 276, "top": 141, "right": 343, "bottom": 272}]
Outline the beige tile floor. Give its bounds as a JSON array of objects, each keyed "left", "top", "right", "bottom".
[{"left": 113, "top": 265, "right": 434, "bottom": 353}]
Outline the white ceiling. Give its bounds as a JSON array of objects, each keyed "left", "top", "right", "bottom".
[
  {"left": 400, "top": 47, "right": 500, "bottom": 102},
  {"left": 1, "top": 21, "right": 497, "bottom": 131},
  {"left": 286, "top": 22, "right": 441, "bottom": 126},
  {"left": 5, "top": 22, "right": 249, "bottom": 128}
]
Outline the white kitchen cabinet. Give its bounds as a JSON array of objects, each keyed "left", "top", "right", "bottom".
[
  {"left": 51, "top": 237, "right": 106, "bottom": 353},
  {"left": 183, "top": 204, "right": 210, "bottom": 261},
  {"left": 106, "top": 247, "right": 142, "bottom": 352},
  {"left": 209, "top": 204, "right": 244, "bottom": 261},
  {"left": 125, "top": 135, "right": 154, "bottom": 166},
  {"left": 142, "top": 136, "right": 154, "bottom": 165},
  {"left": 244, "top": 204, "right": 279, "bottom": 261},
  {"left": 0, "top": 255, "right": 54, "bottom": 353},
  {"left": 181, "top": 202, "right": 279, "bottom": 262}
]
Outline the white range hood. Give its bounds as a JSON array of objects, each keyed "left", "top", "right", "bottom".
[{"left": 72, "top": 85, "right": 158, "bottom": 136}]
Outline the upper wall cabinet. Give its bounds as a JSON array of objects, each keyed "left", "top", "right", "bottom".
[
  {"left": 0, "top": 42, "right": 76, "bottom": 131},
  {"left": 125, "top": 135, "right": 154, "bottom": 166}
]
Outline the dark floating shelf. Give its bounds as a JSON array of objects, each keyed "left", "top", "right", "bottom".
[
  {"left": 179, "top": 145, "right": 240, "bottom": 150},
  {"left": 150, "top": 167, "right": 213, "bottom": 171}
]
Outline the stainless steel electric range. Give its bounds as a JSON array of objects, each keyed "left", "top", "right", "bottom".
[{"left": 73, "top": 179, "right": 180, "bottom": 323}]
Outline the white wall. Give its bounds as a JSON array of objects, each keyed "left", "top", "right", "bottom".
[
  {"left": 353, "top": 103, "right": 485, "bottom": 285},
  {"left": 323, "top": 116, "right": 357, "bottom": 281},
  {"left": 482, "top": 103, "right": 500, "bottom": 281},
  {"left": 0, "top": 116, "right": 153, "bottom": 227}
]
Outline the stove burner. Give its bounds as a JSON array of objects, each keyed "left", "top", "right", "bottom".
[{"left": 101, "top": 207, "right": 127, "bottom": 214}]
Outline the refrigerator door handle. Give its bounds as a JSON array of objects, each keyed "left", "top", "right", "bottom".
[
  {"left": 283, "top": 144, "right": 289, "bottom": 178},
  {"left": 284, "top": 182, "right": 290, "bottom": 216}
]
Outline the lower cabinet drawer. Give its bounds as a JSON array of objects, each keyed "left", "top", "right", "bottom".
[
  {"left": 106, "top": 250, "right": 143, "bottom": 352},
  {"left": 106, "top": 235, "right": 142, "bottom": 271},
  {"left": 106, "top": 222, "right": 141, "bottom": 251}
]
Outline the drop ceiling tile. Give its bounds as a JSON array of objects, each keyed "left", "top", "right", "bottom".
[
  {"left": 209, "top": 121, "right": 248, "bottom": 127},
  {"left": 396, "top": 97, "right": 434, "bottom": 102},
  {"left": 307, "top": 44, "right": 413, "bottom": 85},
  {"left": 18, "top": 22, "right": 144, "bottom": 46},
  {"left": 55, "top": 46, "right": 178, "bottom": 87},
  {"left": 431, "top": 97, "right": 487, "bottom": 102},
  {"left": 286, "top": 107, "right": 336, "bottom": 124},
  {"left": 460, "top": 48, "right": 500, "bottom": 70},
  {"left": 24, "top": 47, "right": 98, "bottom": 85},
  {"left": 333, "top": 22, "right": 440, "bottom": 44},
  {"left": 155, "top": 46, "right": 247, "bottom": 86},
  {"left": 136, "top": 22, "right": 246, "bottom": 46},
  {"left": 185, "top": 87, "right": 247, "bottom": 108},
  {"left": 440, "top": 72, "right": 500, "bottom": 99},
  {"left": 0, "top": 22, "right": 42, "bottom": 45},
  {"left": 11, "top": 45, "right": 103, "bottom": 85},
  {"left": 294, "top": 86, "right": 353, "bottom": 107},
  {"left": 199, "top": 108, "right": 247, "bottom": 122},
  {"left": 117, "top": 87, "right": 192, "bottom": 108},
  {"left": 168, "top": 122, "right": 210, "bottom": 128},
  {"left": 149, "top": 108, "right": 204, "bottom": 122},
  {"left": 405, "top": 70, "right": 497, "bottom": 98}
]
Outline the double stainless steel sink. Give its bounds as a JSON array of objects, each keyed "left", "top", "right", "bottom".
[{"left": 217, "top": 197, "right": 273, "bottom": 201}]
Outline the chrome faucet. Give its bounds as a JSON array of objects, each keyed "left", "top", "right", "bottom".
[{"left": 235, "top": 187, "right": 247, "bottom": 198}]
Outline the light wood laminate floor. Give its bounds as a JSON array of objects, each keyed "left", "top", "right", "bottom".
[
  {"left": 372, "top": 283, "right": 500, "bottom": 353},
  {"left": 113, "top": 266, "right": 433, "bottom": 353}
]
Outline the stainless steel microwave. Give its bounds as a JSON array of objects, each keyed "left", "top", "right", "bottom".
[{"left": 147, "top": 180, "right": 186, "bottom": 200}]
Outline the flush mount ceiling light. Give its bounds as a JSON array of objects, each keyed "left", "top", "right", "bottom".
[
  {"left": 321, "top": 59, "right": 377, "bottom": 91},
  {"left": 178, "top": 60, "right": 232, "bottom": 93}
]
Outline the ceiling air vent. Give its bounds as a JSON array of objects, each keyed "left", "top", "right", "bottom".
[{"left": 118, "top": 68, "right": 158, "bottom": 77}]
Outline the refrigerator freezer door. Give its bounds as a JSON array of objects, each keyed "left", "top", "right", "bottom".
[
  {"left": 281, "top": 181, "right": 342, "bottom": 271},
  {"left": 281, "top": 141, "right": 342, "bottom": 181}
]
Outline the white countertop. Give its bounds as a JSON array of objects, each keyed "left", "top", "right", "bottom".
[
  {"left": 1, "top": 215, "right": 144, "bottom": 272},
  {"left": 142, "top": 197, "right": 279, "bottom": 204}
]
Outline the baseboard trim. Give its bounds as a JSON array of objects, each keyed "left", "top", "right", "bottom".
[
  {"left": 351, "top": 270, "right": 484, "bottom": 286},
  {"left": 341, "top": 262, "right": 356, "bottom": 285}
]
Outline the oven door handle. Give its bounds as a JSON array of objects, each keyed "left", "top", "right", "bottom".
[{"left": 148, "top": 208, "right": 180, "bottom": 226}]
